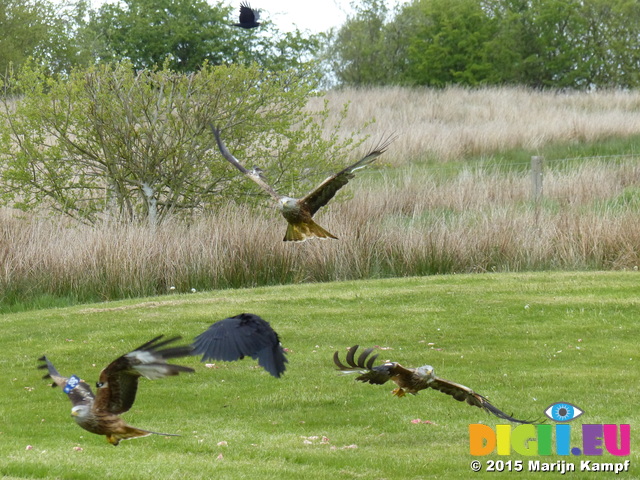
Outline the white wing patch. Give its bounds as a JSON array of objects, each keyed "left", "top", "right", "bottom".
[
  {"left": 133, "top": 364, "right": 174, "bottom": 380},
  {"left": 126, "top": 350, "right": 157, "bottom": 364},
  {"left": 126, "top": 351, "right": 174, "bottom": 379}
]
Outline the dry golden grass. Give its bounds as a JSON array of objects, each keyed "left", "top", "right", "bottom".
[
  {"left": 312, "top": 86, "right": 640, "bottom": 164},
  {"left": 3, "top": 86, "right": 640, "bottom": 310},
  {"left": 3, "top": 157, "right": 640, "bottom": 310}
]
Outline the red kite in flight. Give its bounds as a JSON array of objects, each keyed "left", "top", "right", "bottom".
[
  {"left": 39, "top": 336, "right": 194, "bottom": 445},
  {"left": 211, "top": 125, "right": 393, "bottom": 242},
  {"left": 334, "top": 345, "right": 531, "bottom": 424}
]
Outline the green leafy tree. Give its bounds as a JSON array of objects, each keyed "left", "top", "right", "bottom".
[
  {"left": 0, "top": 61, "right": 363, "bottom": 225},
  {"left": 483, "top": 0, "right": 599, "bottom": 88},
  {"left": 403, "top": 0, "right": 497, "bottom": 87},
  {"left": 578, "top": 0, "right": 640, "bottom": 88},
  {"left": 89, "top": 0, "right": 321, "bottom": 72},
  {"left": 92, "top": 0, "right": 232, "bottom": 71},
  {"left": 325, "top": 0, "right": 407, "bottom": 86},
  {"left": 326, "top": 0, "right": 640, "bottom": 89},
  {"left": 0, "top": 0, "right": 90, "bottom": 75}
]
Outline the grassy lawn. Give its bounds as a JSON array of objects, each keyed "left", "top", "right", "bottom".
[{"left": 1, "top": 271, "right": 638, "bottom": 479}]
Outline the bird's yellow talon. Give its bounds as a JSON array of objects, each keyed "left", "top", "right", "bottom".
[{"left": 392, "top": 388, "right": 406, "bottom": 397}]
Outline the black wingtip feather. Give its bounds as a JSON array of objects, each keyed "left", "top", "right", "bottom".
[
  {"left": 357, "top": 347, "right": 375, "bottom": 367},
  {"left": 365, "top": 352, "right": 379, "bottom": 370},
  {"left": 334, "top": 345, "right": 380, "bottom": 371},
  {"left": 131, "top": 336, "right": 194, "bottom": 361},
  {"left": 345, "top": 344, "right": 359, "bottom": 368},
  {"left": 479, "top": 396, "right": 534, "bottom": 424},
  {"left": 37, "top": 355, "right": 59, "bottom": 385}
]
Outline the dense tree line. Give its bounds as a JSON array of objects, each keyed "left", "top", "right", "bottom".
[
  {"left": 0, "top": 0, "right": 320, "bottom": 75},
  {"left": 327, "top": 0, "right": 640, "bottom": 90},
  {"left": 3, "top": 0, "right": 640, "bottom": 89}
]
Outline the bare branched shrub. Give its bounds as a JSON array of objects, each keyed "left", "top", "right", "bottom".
[{"left": 0, "top": 61, "right": 364, "bottom": 225}]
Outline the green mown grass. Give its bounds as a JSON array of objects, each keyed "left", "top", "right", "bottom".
[{"left": 1, "top": 271, "right": 638, "bottom": 479}]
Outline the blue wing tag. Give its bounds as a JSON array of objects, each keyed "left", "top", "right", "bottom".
[{"left": 63, "top": 375, "right": 81, "bottom": 394}]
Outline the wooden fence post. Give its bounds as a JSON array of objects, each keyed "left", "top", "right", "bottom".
[
  {"left": 531, "top": 156, "right": 544, "bottom": 203},
  {"left": 531, "top": 156, "right": 544, "bottom": 226}
]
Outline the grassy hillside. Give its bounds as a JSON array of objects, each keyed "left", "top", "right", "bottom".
[{"left": 2, "top": 271, "right": 638, "bottom": 479}]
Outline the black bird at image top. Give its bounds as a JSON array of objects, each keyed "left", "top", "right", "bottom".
[
  {"left": 234, "top": 2, "right": 261, "bottom": 29},
  {"left": 192, "top": 313, "right": 287, "bottom": 378}
]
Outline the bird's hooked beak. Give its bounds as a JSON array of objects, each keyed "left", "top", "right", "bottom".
[
  {"left": 279, "top": 197, "right": 296, "bottom": 211},
  {"left": 416, "top": 365, "right": 435, "bottom": 379},
  {"left": 71, "top": 405, "right": 86, "bottom": 418}
]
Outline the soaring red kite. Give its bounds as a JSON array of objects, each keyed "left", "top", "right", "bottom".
[
  {"left": 192, "top": 313, "right": 287, "bottom": 378},
  {"left": 211, "top": 126, "right": 394, "bottom": 242},
  {"left": 39, "top": 336, "right": 194, "bottom": 445},
  {"left": 334, "top": 345, "right": 531, "bottom": 424}
]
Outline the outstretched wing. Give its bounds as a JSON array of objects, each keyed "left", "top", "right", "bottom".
[
  {"left": 238, "top": 2, "right": 259, "bottom": 24},
  {"left": 429, "top": 377, "right": 532, "bottom": 424},
  {"left": 334, "top": 345, "right": 412, "bottom": 385},
  {"left": 38, "top": 356, "right": 95, "bottom": 407},
  {"left": 94, "top": 336, "right": 195, "bottom": 415},
  {"left": 210, "top": 125, "right": 280, "bottom": 200},
  {"left": 192, "top": 313, "right": 287, "bottom": 378},
  {"left": 300, "top": 135, "right": 395, "bottom": 215}
]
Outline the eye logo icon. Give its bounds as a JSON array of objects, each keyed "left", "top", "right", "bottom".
[{"left": 544, "top": 402, "right": 584, "bottom": 422}]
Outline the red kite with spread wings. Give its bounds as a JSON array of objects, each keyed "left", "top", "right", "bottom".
[
  {"left": 39, "top": 336, "right": 194, "bottom": 445},
  {"left": 211, "top": 125, "right": 394, "bottom": 242},
  {"left": 334, "top": 345, "right": 532, "bottom": 424}
]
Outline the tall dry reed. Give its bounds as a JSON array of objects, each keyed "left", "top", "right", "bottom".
[
  {"left": 311, "top": 86, "right": 640, "bottom": 164},
  {"left": 3, "top": 157, "right": 640, "bottom": 311}
]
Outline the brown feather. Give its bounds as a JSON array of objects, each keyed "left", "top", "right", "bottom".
[
  {"left": 300, "top": 136, "right": 395, "bottom": 215},
  {"left": 284, "top": 219, "right": 337, "bottom": 242},
  {"left": 94, "top": 335, "right": 194, "bottom": 414},
  {"left": 40, "top": 336, "right": 193, "bottom": 445},
  {"left": 38, "top": 356, "right": 95, "bottom": 407},
  {"left": 210, "top": 124, "right": 280, "bottom": 200}
]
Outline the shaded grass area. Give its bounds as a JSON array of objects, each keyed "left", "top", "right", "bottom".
[{"left": 1, "top": 271, "right": 638, "bottom": 478}]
